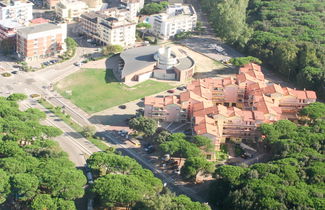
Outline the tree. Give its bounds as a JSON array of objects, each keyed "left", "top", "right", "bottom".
[
  {"left": 140, "top": 2, "right": 168, "bottom": 15},
  {"left": 0, "top": 96, "right": 86, "bottom": 208},
  {"left": 215, "top": 165, "right": 247, "bottom": 184},
  {"left": 191, "top": 135, "right": 214, "bottom": 152},
  {"left": 137, "top": 23, "right": 152, "bottom": 39},
  {"left": 0, "top": 169, "right": 10, "bottom": 204},
  {"left": 102, "top": 45, "right": 124, "bottom": 56},
  {"left": 171, "top": 195, "right": 211, "bottom": 210},
  {"left": 31, "top": 194, "right": 57, "bottom": 210},
  {"left": 230, "top": 56, "right": 262, "bottom": 66},
  {"left": 181, "top": 156, "right": 214, "bottom": 181},
  {"left": 7, "top": 93, "right": 27, "bottom": 101},
  {"left": 56, "top": 198, "right": 76, "bottom": 210},
  {"left": 11, "top": 173, "right": 39, "bottom": 201},
  {"left": 33, "top": 159, "right": 86, "bottom": 200},
  {"left": 152, "top": 128, "right": 171, "bottom": 144},
  {"left": 0, "top": 140, "right": 24, "bottom": 157},
  {"left": 273, "top": 42, "right": 299, "bottom": 79},
  {"left": 41, "top": 126, "right": 63, "bottom": 138},
  {"left": 25, "top": 108, "right": 46, "bottom": 121},
  {"left": 129, "top": 116, "right": 157, "bottom": 137},
  {"left": 135, "top": 191, "right": 211, "bottom": 210},
  {"left": 299, "top": 102, "right": 325, "bottom": 120},
  {"left": 87, "top": 151, "right": 141, "bottom": 176},
  {"left": 160, "top": 133, "right": 203, "bottom": 166},
  {"left": 207, "top": 0, "right": 251, "bottom": 45},
  {"left": 61, "top": 37, "right": 78, "bottom": 60},
  {"left": 91, "top": 174, "right": 154, "bottom": 208},
  {"left": 81, "top": 126, "right": 96, "bottom": 138}
]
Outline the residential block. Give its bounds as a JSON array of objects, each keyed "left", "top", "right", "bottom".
[
  {"left": 144, "top": 63, "right": 317, "bottom": 159},
  {"left": 16, "top": 23, "right": 67, "bottom": 61}
]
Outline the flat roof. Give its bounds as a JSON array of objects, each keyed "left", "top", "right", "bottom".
[
  {"left": 120, "top": 45, "right": 160, "bottom": 78},
  {"left": 17, "top": 23, "right": 61, "bottom": 35},
  {"left": 0, "top": 20, "right": 23, "bottom": 29},
  {"left": 175, "top": 56, "right": 194, "bottom": 71}
]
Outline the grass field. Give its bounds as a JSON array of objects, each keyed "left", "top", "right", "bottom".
[{"left": 56, "top": 68, "right": 173, "bottom": 113}]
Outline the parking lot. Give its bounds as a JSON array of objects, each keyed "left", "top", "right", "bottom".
[{"left": 179, "top": 35, "right": 243, "bottom": 62}]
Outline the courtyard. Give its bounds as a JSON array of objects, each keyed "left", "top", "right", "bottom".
[{"left": 55, "top": 68, "right": 174, "bottom": 113}]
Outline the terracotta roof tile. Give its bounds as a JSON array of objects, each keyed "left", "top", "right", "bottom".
[{"left": 306, "top": 90, "right": 317, "bottom": 99}]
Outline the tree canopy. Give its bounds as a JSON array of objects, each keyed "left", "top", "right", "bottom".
[
  {"left": 129, "top": 116, "right": 158, "bottom": 137},
  {"left": 0, "top": 95, "right": 86, "bottom": 209},
  {"left": 181, "top": 156, "right": 215, "bottom": 181},
  {"left": 299, "top": 102, "right": 325, "bottom": 120},
  {"left": 230, "top": 56, "right": 262, "bottom": 66},
  {"left": 102, "top": 44, "right": 124, "bottom": 56},
  {"left": 200, "top": 0, "right": 325, "bottom": 99},
  {"left": 159, "top": 133, "right": 203, "bottom": 158},
  {"left": 140, "top": 2, "right": 169, "bottom": 15},
  {"left": 209, "top": 117, "right": 325, "bottom": 209},
  {"left": 88, "top": 150, "right": 211, "bottom": 209}
]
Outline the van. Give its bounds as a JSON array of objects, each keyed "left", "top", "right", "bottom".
[{"left": 86, "top": 172, "right": 93, "bottom": 184}]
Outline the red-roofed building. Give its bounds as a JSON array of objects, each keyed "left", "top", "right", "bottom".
[
  {"left": 30, "top": 18, "right": 50, "bottom": 25},
  {"left": 144, "top": 63, "right": 317, "bottom": 159}
]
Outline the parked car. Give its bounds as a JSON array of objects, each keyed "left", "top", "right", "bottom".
[
  {"left": 74, "top": 62, "right": 81, "bottom": 67},
  {"left": 241, "top": 152, "right": 253, "bottom": 159},
  {"left": 177, "top": 86, "right": 184, "bottom": 91},
  {"left": 174, "top": 168, "right": 181, "bottom": 175},
  {"left": 144, "top": 144, "right": 155, "bottom": 153},
  {"left": 167, "top": 89, "right": 175, "bottom": 93},
  {"left": 118, "top": 105, "right": 126, "bottom": 109},
  {"left": 11, "top": 71, "right": 18, "bottom": 74},
  {"left": 43, "top": 61, "right": 50, "bottom": 66},
  {"left": 51, "top": 59, "right": 59, "bottom": 64},
  {"left": 118, "top": 130, "right": 128, "bottom": 137},
  {"left": 184, "top": 129, "right": 192, "bottom": 136}
]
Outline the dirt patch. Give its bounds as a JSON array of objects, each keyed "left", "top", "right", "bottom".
[
  {"left": 81, "top": 58, "right": 108, "bottom": 69},
  {"left": 168, "top": 43, "right": 225, "bottom": 74}
]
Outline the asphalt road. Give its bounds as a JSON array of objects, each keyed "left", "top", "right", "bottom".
[{"left": 19, "top": 99, "right": 101, "bottom": 167}]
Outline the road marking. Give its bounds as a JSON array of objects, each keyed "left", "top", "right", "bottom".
[{"left": 21, "top": 101, "right": 95, "bottom": 156}]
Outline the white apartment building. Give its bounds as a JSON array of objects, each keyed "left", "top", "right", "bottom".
[
  {"left": 121, "top": 0, "right": 144, "bottom": 19},
  {"left": 80, "top": 9, "right": 136, "bottom": 47},
  {"left": 146, "top": 3, "right": 197, "bottom": 40},
  {"left": 0, "top": 0, "right": 33, "bottom": 24},
  {"left": 55, "top": 0, "right": 88, "bottom": 22}
]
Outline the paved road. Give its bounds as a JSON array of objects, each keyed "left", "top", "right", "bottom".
[{"left": 19, "top": 99, "right": 101, "bottom": 167}]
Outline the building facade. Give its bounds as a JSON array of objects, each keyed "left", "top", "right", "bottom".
[
  {"left": 144, "top": 63, "right": 317, "bottom": 158},
  {"left": 16, "top": 23, "right": 67, "bottom": 61},
  {"left": 146, "top": 3, "right": 197, "bottom": 40},
  {"left": 0, "top": 19, "right": 22, "bottom": 41},
  {"left": 112, "top": 46, "right": 195, "bottom": 85},
  {"left": 46, "top": 0, "right": 59, "bottom": 9},
  {"left": 121, "top": 0, "right": 144, "bottom": 19},
  {"left": 0, "top": 0, "right": 33, "bottom": 24},
  {"left": 80, "top": 9, "right": 136, "bottom": 47},
  {"left": 55, "top": 0, "right": 89, "bottom": 22}
]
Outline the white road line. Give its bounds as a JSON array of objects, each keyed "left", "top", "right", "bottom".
[
  {"left": 44, "top": 119, "right": 94, "bottom": 156},
  {"left": 21, "top": 101, "right": 95, "bottom": 156}
]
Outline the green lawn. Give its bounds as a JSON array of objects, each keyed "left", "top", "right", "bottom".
[{"left": 56, "top": 68, "right": 173, "bottom": 113}]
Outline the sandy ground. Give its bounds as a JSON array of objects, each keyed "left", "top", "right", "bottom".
[
  {"left": 167, "top": 43, "right": 225, "bottom": 73},
  {"left": 81, "top": 58, "right": 107, "bottom": 69}
]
